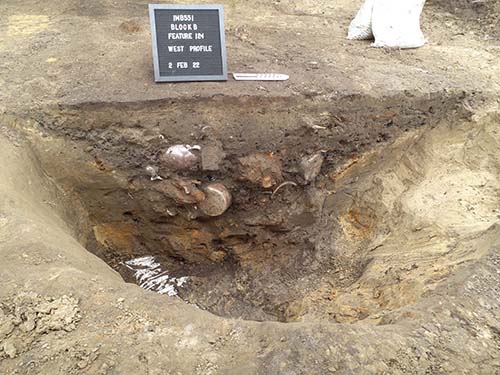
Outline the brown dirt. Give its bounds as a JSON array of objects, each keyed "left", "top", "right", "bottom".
[{"left": 0, "top": 0, "right": 499, "bottom": 374}]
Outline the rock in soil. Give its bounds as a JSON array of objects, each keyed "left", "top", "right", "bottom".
[
  {"left": 198, "top": 183, "right": 232, "bottom": 217},
  {"left": 153, "top": 178, "right": 205, "bottom": 204},
  {"left": 201, "top": 143, "right": 225, "bottom": 171},
  {"left": 238, "top": 153, "right": 283, "bottom": 188},
  {"left": 2, "top": 339, "right": 17, "bottom": 358},
  {"left": 161, "top": 145, "right": 200, "bottom": 170},
  {"left": 300, "top": 152, "right": 324, "bottom": 183}
]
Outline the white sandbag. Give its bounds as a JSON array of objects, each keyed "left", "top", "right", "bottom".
[
  {"left": 371, "top": 0, "right": 427, "bottom": 48},
  {"left": 347, "top": 0, "right": 375, "bottom": 40},
  {"left": 347, "top": 0, "right": 427, "bottom": 49}
]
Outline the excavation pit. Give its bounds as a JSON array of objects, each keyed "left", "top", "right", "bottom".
[
  {"left": 1, "top": 0, "right": 500, "bottom": 372},
  {"left": 3, "top": 94, "right": 497, "bottom": 324}
]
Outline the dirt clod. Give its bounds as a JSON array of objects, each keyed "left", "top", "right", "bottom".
[
  {"left": 201, "top": 143, "right": 225, "bottom": 171},
  {"left": 300, "top": 152, "right": 325, "bottom": 183},
  {"left": 0, "top": 292, "right": 80, "bottom": 360},
  {"left": 239, "top": 153, "right": 283, "bottom": 188},
  {"left": 153, "top": 178, "right": 205, "bottom": 204},
  {"left": 2, "top": 340, "right": 16, "bottom": 358}
]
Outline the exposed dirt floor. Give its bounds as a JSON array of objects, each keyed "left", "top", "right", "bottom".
[{"left": 0, "top": 0, "right": 499, "bottom": 374}]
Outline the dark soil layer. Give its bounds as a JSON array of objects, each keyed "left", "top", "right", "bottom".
[{"left": 3, "top": 91, "right": 470, "bottom": 321}]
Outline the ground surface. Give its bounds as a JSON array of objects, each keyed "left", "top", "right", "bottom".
[
  {"left": 0, "top": 0, "right": 499, "bottom": 109},
  {"left": 0, "top": 0, "right": 499, "bottom": 374}
]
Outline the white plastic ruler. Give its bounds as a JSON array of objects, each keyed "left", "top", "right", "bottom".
[{"left": 233, "top": 73, "right": 289, "bottom": 81}]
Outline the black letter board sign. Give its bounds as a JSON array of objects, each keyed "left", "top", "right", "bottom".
[{"left": 149, "top": 4, "right": 227, "bottom": 82}]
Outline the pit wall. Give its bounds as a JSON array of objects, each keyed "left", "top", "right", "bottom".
[
  {"left": 0, "top": 91, "right": 483, "bottom": 322},
  {"left": 3, "top": 92, "right": 469, "bottom": 261}
]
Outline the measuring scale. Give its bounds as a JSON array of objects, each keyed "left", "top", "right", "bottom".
[{"left": 233, "top": 73, "right": 289, "bottom": 81}]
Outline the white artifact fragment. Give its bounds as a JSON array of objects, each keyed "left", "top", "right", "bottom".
[
  {"left": 162, "top": 144, "right": 200, "bottom": 170},
  {"left": 123, "top": 256, "right": 188, "bottom": 297},
  {"left": 347, "top": 0, "right": 427, "bottom": 49},
  {"left": 145, "top": 165, "right": 163, "bottom": 181}
]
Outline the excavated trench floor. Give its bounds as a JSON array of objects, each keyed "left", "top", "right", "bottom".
[{"left": 4, "top": 92, "right": 498, "bottom": 324}]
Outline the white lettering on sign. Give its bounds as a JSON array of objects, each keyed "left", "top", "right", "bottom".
[
  {"left": 189, "top": 45, "right": 213, "bottom": 52},
  {"left": 168, "top": 33, "right": 193, "bottom": 40},
  {"left": 173, "top": 15, "right": 194, "bottom": 22},
  {"left": 177, "top": 62, "right": 188, "bottom": 69},
  {"left": 170, "top": 23, "right": 198, "bottom": 31},
  {"left": 195, "top": 33, "right": 205, "bottom": 40},
  {"left": 168, "top": 46, "right": 184, "bottom": 52}
]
